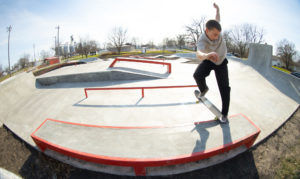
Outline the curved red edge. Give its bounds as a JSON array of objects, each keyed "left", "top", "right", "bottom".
[{"left": 31, "top": 113, "right": 260, "bottom": 176}]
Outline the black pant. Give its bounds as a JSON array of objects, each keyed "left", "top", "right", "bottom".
[{"left": 193, "top": 58, "right": 231, "bottom": 116}]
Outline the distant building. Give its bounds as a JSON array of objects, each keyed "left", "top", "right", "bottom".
[
  {"left": 69, "top": 45, "right": 75, "bottom": 55},
  {"left": 45, "top": 57, "right": 60, "bottom": 65},
  {"left": 272, "top": 56, "right": 281, "bottom": 67},
  {"left": 63, "top": 44, "right": 69, "bottom": 55},
  {"left": 291, "top": 61, "right": 300, "bottom": 72}
]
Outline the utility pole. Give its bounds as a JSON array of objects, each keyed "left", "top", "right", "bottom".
[
  {"left": 7, "top": 25, "right": 12, "bottom": 77},
  {"left": 54, "top": 36, "right": 56, "bottom": 56},
  {"left": 55, "top": 25, "right": 60, "bottom": 57},
  {"left": 33, "top": 44, "right": 36, "bottom": 62}
]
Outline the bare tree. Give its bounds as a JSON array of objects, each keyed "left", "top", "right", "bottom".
[
  {"left": 147, "top": 41, "right": 155, "bottom": 49},
  {"left": 82, "top": 40, "right": 98, "bottom": 58},
  {"left": 176, "top": 34, "right": 186, "bottom": 49},
  {"left": 222, "top": 30, "right": 235, "bottom": 53},
  {"left": 18, "top": 54, "right": 30, "bottom": 69},
  {"left": 0, "top": 64, "right": 3, "bottom": 76},
  {"left": 108, "top": 27, "right": 128, "bottom": 55},
  {"left": 185, "top": 17, "right": 207, "bottom": 51},
  {"left": 40, "top": 50, "right": 51, "bottom": 60},
  {"left": 229, "top": 23, "right": 265, "bottom": 57},
  {"left": 131, "top": 37, "right": 139, "bottom": 49},
  {"left": 164, "top": 38, "right": 176, "bottom": 49},
  {"left": 276, "top": 39, "right": 297, "bottom": 71},
  {"left": 76, "top": 41, "right": 84, "bottom": 57}
]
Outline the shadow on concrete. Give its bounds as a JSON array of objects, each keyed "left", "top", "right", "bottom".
[
  {"left": 35, "top": 79, "right": 158, "bottom": 89},
  {"left": 221, "top": 122, "right": 233, "bottom": 146},
  {"left": 191, "top": 121, "right": 232, "bottom": 154},
  {"left": 73, "top": 98, "right": 197, "bottom": 108},
  {"left": 109, "top": 66, "right": 170, "bottom": 78}
]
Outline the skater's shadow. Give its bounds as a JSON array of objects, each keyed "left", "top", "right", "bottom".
[{"left": 191, "top": 121, "right": 232, "bottom": 154}]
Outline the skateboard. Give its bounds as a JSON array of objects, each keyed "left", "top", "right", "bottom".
[{"left": 195, "top": 90, "right": 223, "bottom": 121}]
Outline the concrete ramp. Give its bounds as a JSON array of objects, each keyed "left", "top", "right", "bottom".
[
  {"left": 36, "top": 70, "right": 162, "bottom": 86},
  {"left": 232, "top": 43, "right": 300, "bottom": 103},
  {"left": 31, "top": 114, "right": 260, "bottom": 176},
  {"left": 0, "top": 72, "right": 36, "bottom": 124}
]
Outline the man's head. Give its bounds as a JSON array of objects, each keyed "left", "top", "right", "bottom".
[{"left": 205, "top": 20, "right": 222, "bottom": 41}]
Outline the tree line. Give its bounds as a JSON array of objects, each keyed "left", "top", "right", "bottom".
[{"left": 1, "top": 17, "right": 298, "bottom": 77}]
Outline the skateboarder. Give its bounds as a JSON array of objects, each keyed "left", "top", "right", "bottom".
[{"left": 193, "top": 3, "right": 230, "bottom": 123}]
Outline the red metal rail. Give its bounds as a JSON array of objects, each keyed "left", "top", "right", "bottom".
[
  {"left": 31, "top": 114, "right": 260, "bottom": 176},
  {"left": 109, "top": 58, "right": 172, "bottom": 73},
  {"left": 84, "top": 85, "right": 198, "bottom": 98}
]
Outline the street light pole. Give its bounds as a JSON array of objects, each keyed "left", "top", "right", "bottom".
[
  {"left": 7, "top": 25, "right": 12, "bottom": 77},
  {"left": 54, "top": 36, "right": 56, "bottom": 56},
  {"left": 56, "top": 25, "right": 60, "bottom": 57}
]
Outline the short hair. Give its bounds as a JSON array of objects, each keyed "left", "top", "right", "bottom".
[{"left": 206, "top": 20, "right": 222, "bottom": 32}]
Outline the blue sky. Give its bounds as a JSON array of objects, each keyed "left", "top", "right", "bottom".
[{"left": 0, "top": 0, "right": 300, "bottom": 68}]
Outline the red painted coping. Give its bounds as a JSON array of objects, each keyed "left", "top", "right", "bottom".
[
  {"left": 84, "top": 85, "right": 198, "bottom": 98},
  {"left": 109, "top": 58, "right": 172, "bottom": 73},
  {"left": 31, "top": 114, "right": 260, "bottom": 176}
]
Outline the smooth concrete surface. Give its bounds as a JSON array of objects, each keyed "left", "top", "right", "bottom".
[
  {"left": 231, "top": 43, "right": 300, "bottom": 103},
  {"left": 34, "top": 115, "right": 255, "bottom": 159},
  {"left": 0, "top": 45, "right": 299, "bottom": 175},
  {"left": 36, "top": 58, "right": 170, "bottom": 85},
  {"left": 36, "top": 70, "right": 162, "bottom": 86},
  {"left": 0, "top": 168, "right": 22, "bottom": 179}
]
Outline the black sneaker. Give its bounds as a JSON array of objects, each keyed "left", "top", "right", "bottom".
[
  {"left": 219, "top": 115, "right": 228, "bottom": 124},
  {"left": 200, "top": 88, "right": 209, "bottom": 97}
]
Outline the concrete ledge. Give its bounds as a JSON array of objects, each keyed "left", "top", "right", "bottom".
[
  {"left": 31, "top": 114, "right": 260, "bottom": 176},
  {"left": 36, "top": 70, "right": 161, "bottom": 86}
]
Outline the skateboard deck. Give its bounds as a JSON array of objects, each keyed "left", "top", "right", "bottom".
[{"left": 195, "top": 91, "right": 223, "bottom": 120}]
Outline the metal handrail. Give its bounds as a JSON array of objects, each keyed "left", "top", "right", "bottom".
[{"left": 84, "top": 85, "right": 198, "bottom": 98}]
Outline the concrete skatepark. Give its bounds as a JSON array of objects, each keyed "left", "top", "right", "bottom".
[{"left": 0, "top": 44, "right": 299, "bottom": 176}]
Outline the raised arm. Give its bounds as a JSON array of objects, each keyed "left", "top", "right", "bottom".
[{"left": 213, "top": 3, "right": 220, "bottom": 22}]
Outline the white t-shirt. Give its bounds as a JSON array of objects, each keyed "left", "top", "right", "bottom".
[{"left": 197, "top": 32, "right": 227, "bottom": 65}]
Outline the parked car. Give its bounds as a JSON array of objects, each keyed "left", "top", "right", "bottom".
[
  {"left": 291, "top": 72, "right": 300, "bottom": 78},
  {"left": 233, "top": 52, "right": 241, "bottom": 57}
]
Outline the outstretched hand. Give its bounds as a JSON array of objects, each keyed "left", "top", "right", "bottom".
[{"left": 213, "top": 3, "right": 219, "bottom": 10}]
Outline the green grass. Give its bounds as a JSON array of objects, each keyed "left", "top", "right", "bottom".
[
  {"left": 0, "top": 74, "right": 10, "bottom": 83},
  {"left": 98, "top": 50, "right": 177, "bottom": 59},
  {"left": 0, "top": 68, "right": 29, "bottom": 83},
  {"left": 276, "top": 157, "right": 300, "bottom": 179},
  {"left": 146, "top": 50, "right": 176, "bottom": 54},
  {"left": 66, "top": 54, "right": 99, "bottom": 61},
  {"left": 276, "top": 144, "right": 300, "bottom": 179},
  {"left": 178, "top": 49, "right": 195, "bottom": 53},
  {"left": 272, "top": 66, "right": 291, "bottom": 74}
]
